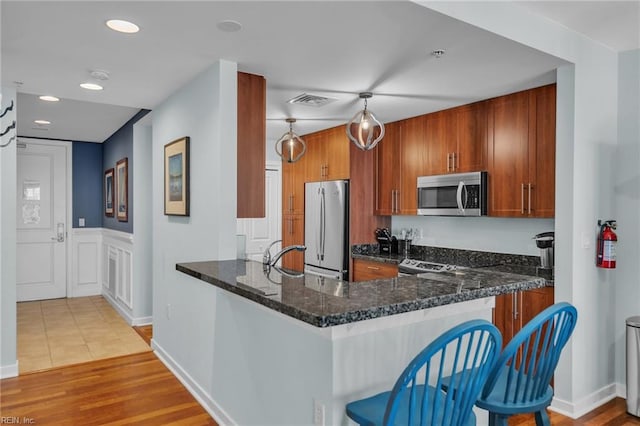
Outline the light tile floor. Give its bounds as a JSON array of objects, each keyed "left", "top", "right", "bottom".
[{"left": 17, "top": 296, "right": 151, "bottom": 374}]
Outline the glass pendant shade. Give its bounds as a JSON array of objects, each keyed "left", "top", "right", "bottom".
[
  {"left": 346, "top": 92, "right": 385, "bottom": 151},
  {"left": 275, "top": 119, "right": 306, "bottom": 163}
]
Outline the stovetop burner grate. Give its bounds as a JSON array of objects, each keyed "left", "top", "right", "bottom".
[{"left": 398, "top": 258, "right": 457, "bottom": 274}]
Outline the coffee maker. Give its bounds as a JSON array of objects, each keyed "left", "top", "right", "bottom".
[{"left": 533, "top": 231, "right": 554, "bottom": 270}]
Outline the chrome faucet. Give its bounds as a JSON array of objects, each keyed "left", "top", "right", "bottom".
[{"left": 262, "top": 239, "right": 306, "bottom": 267}]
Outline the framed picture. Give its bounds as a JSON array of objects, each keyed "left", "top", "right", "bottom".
[
  {"left": 116, "top": 157, "right": 128, "bottom": 222},
  {"left": 104, "top": 168, "right": 114, "bottom": 217},
  {"left": 164, "top": 136, "right": 190, "bottom": 216}
]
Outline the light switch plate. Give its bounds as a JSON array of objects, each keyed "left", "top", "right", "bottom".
[{"left": 79, "top": 218, "right": 85, "bottom": 227}]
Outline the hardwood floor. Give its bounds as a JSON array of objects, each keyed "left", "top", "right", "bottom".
[
  {"left": 1, "top": 347, "right": 638, "bottom": 425},
  {"left": 510, "top": 398, "right": 640, "bottom": 425},
  {"left": 133, "top": 325, "right": 153, "bottom": 346},
  {"left": 1, "top": 352, "right": 216, "bottom": 426}
]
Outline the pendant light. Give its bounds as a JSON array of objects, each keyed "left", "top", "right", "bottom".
[
  {"left": 275, "top": 118, "right": 306, "bottom": 163},
  {"left": 346, "top": 92, "right": 385, "bottom": 151}
]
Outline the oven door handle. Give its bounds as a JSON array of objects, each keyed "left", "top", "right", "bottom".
[{"left": 456, "top": 181, "right": 465, "bottom": 215}]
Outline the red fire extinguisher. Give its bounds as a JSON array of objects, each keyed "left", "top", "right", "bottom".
[{"left": 596, "top": 220, "right": 617, "bottom": 268}]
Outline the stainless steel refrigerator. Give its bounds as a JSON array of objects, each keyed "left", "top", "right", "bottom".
[{"left": 304, "top": 180, "right": 349, "bottom": 280}]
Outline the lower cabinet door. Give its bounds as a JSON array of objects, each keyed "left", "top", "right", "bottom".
[
  {"left": 281, "top": 214, "right": 304, "bottom": 272},
  {"left": 352, "top": 259, "right": 398, "bottom": 282},
  {"left": 493, "top": 286, "right": 553, "bottom": 347}
]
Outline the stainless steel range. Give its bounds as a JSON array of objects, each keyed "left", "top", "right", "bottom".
[{"left": 398, "top": 258, "right": 457, "bottom": 276}]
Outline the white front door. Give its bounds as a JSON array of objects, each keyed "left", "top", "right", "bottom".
[
  {"left": 237, "top": 165, "right": 282, "bottom": 262},
  {"left": 16, "top": 140, "right": 69, "bottom": 301}
]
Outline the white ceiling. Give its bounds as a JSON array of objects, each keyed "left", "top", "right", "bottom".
[{"left": 1, "top": 1, "right": 635, "bottom": 144}]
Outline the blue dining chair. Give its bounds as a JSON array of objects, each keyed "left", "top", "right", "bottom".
[
  {"left": 475, "top": 302, "right": 578, "bottom": 426},
  {"left": 346, "top": 319, "right": 502, "bottom": 426}
]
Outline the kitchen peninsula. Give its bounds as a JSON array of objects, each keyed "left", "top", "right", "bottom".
[{"left": 176, "top": 259, "right": 544, "bottom": 425}]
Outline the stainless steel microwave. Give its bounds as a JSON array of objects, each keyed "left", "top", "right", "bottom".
[{"left": 417, "top": 171, "right": 487, "bottom": 216}]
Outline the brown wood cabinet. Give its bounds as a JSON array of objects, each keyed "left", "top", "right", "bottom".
[
  {"left": 282, "top": 155, "right": 306, "bottom": 215},
  {"left": 352, "top": 259, "right": 398, "bottom": 282},
  {"left": 397, "top": 117, "right": 426, "bottom": 214},
  {"left": 281, "top": 214, "right": 304, "bottom": 272},
  {"left": 424, "top": 110, "right": 457, "bottom": 175},
  {"left": 494, "top": 286, "right": 554, "bottom": 346},
  {"left": 374, "top": 121, "right": 401, "bottom": 215},
  {"left": 237, "top": 72, "right": 266, "bottom": 218},
  {"left": 454, "top": 102, "right": 488, "bottom": 173},
  {"left": 487, "top": 84, "right": 556, "bottom": 218},
  {"left": 305, "top": 126, "right": 350, "bottom": 182}
]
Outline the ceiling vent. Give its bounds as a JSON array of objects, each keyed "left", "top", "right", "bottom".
[{"left": 287, "top": 93, "right": 337, "bottom": 107}]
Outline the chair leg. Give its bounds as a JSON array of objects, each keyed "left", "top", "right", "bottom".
[
  {"left": 488, "top": 413, "right": 509, "bottom": 426},
  {"left": 534, "top": 409, "right": 551, "bottom": 426}
]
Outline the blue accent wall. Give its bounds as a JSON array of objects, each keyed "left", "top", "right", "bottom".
[
  {"left": 72, "top": 142, "right": 103, "bottom": 228},
  {"left": 102, "top": 110, "right": 150, "bottom": 233}
]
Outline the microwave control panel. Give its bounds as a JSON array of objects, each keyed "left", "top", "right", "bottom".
[{"left": 465, "top": 185, "right": 480, "bottom": 208}]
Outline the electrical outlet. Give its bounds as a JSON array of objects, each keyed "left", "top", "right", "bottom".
[
  {"left": 79, "top": 217, "right": 85, "bottom": 227},
  {"left": 166, "top": 304, "right": 171, "bottom": 320},
  {"left": 313, "top": 399, "right": 325, "bottom": 426}
]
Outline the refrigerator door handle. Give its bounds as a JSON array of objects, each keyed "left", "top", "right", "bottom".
[
  {"left": 320, "top": 187, "right": 326, "bottom": 261},
  {"left": 316, "top": 187, "right": 321, "bottom": 261}
]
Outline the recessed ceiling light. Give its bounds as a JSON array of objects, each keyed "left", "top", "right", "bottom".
[
  {"left": 39, "top": 95, "right": 60, "bottom": 102},
  {"left": 106, "top": 19, "right": 139, "bottom": 34},
  {"left": 80, "top": 82, "right": 104, "bottom": 91},
  {"left": 216, "top": 20, "right": 242, "bottom": 32},
  {"left": 34, "top": 120, "right": 51, "bottom": 125},
  {"left": 431, "top": 49, "right": 446, "bottom": 58}
]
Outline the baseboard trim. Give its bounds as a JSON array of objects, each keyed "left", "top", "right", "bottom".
[
  {"left": 616, "top": 382, "right": 627, "bottom": 399},
  {"left": 550, "top": 383, "right": 618, "bottom": 418},
  {"left": 152, "top": 341, "right": 235, "bottom": 426},
  {"left": 1, "top": 361, "right": 19, "bottom": 379},
  {"left": 132, "top": 316, "right": 152, "bottom": 326},
  {"left": 102, "top": 291, "right": 150, "bottom": 327}
]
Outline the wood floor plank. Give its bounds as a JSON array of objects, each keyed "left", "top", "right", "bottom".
[
  {"left": 3, "top": 348, "right": 640, "bottom": 425},
  {"left": 1, "top": 352, "right": 216, "bottom": 426}
]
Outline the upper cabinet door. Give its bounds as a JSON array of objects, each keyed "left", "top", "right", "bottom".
[
  {"left": 487, "top": 91, "right": 531, "bottom": 217},
  {"left": 424, "top": 110, "right": 457, "bottom": 176},
  {"left": 323, "top": 126, "right": 350, "bottom": 180},
  {"left": 530, "top": 84, "right": 556, "bottom": 218},
  {"left": 455, "top": 102, "right": 487, "bottom": 173},
  {"left": 374, "top": 121, "right": 400, "bottom": 215},
  {"left": 237, "top": 72, "right": 266, "bottom": 218},
  {"left": 398, "top": 116, "right": 426, "bottom": 214}
]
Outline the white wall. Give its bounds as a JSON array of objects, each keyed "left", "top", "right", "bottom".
[
  {"left": 419, "top": 1, "right": 619, "bottom": 417},
  {"left": 151, "top": 60, "right": 237, "bottom": 400},
  {"left": 0, "top": 87, "right": 17, "bottom": 377},
  {"left": 133, "top": 117, "right": 153, "bottom": 320},
  {"left": 614, "top": 48, "right": 640, "bottom": 387},
  {"left": 392, "top": 216, "right": 554, "bottom": 255}
]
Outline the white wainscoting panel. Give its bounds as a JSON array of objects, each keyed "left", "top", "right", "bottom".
[
  {"left": 71, "top": 228, "right": 102, "bottom": 297},
  {"left": 102, "top": 229, "right": 134, "bottom": 321}
]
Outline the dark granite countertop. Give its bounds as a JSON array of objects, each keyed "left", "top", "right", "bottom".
[
  {"left": 176, "top": 259, "right": 545, "bottom": 328},
  {"left": 352, "top": 244, "right": 553, "bottom": 286}
]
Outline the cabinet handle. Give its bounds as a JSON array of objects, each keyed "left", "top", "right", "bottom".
[
  {"left": 452, "top": 152, "right": 456, "bottom": 171},
  {"left": 521, "top": 183, "right": 525, "bottom": 214},
  {"left": 513, "top": 292, "right": 519, "bottom": 320},
  {"left": 366, "top": 266, "right": 380, "bottom": 271},
  {"left": 528, "top": 183, "right": 532, "bottom": 215},
  {"left": 325, "top": 164, "right": 329, "bottom": 178},
  {"left": 288, "top": 195, "right": 293, "bottom": 213},
  {"left": 390, "top": 190, "right": 395, "bottom": 213},
  {"left": 288, "top": 218, "right": 293, "bottom": 235},
  {"left": 447, "top": 153, "right": 451, "bottom": 172}
]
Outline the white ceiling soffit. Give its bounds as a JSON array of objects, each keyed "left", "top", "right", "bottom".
[
  {"left": 16, "top": 93, "right": 140, "bottom": 143},
  {"left": 2, "top": 1, "right": 568, "bottom": 143},
  {"left": 517, "top": 1, "right": 640, "bottom": 52}
]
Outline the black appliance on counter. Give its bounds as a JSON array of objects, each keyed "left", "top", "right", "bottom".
[{"left": 375, "top": 228, "right": 398, "bottom": 254}]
